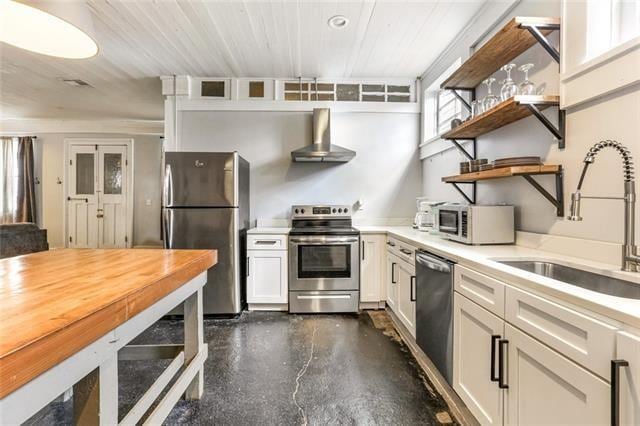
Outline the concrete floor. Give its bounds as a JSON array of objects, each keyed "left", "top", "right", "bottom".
[{"left": 28, "top": 311, "right": 456, "bottom": 425}]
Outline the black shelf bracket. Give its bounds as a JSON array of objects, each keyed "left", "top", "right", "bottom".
[
  {"left": 451, "top": 89, "right": 471, "bottom": 112},
  {"left": 450, "top": 139, "right": 477, "bottom": 161},
  {"left": 450, "top": 182, "right": 476, "bottom": 205},
  {"left": 525, "top": 104, "right": 566, "bottom": 149},
  {"left": 519, "top": 22, "right": 560, "bottom": 64},
  {"left": 521, "top": 169, "right": 564, "bottom": 217}
]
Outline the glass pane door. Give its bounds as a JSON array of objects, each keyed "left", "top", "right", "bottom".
[{"left": 298, "top": 244, "right": 351, "bottom": 278}]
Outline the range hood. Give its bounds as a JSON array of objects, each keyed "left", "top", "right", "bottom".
[{"left": 291, "top": 108, "right": 356, "bottom": 163}]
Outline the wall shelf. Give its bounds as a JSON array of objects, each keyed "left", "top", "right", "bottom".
[
  {"left": 441, "top": 95, "right": 564, "bottom": 148},
  {"left": 440, "top": 17, "right": 561, "bottom": 90},
  {"left": 442, "top": 165, "right": 564, "bottom": 217}
]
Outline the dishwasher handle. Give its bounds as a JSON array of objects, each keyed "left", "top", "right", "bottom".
[{"left": 415, "top": 250, "right": 453, "bottom": 273}]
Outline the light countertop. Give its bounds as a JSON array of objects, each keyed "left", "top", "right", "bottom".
[
  {"left": 251, "top": 225, "right": 640, "bottom": 329},
  {"left": 248, "top": 227, "right": 290, "bottom": 235}
]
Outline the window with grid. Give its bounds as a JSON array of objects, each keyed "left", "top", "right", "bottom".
[{"left": 436, "top": 89, "right": 462, "bottom": 135}]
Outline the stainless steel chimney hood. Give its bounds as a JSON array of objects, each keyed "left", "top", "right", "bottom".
[{"left": 291, "top": 108, "right": 355, "bottom": 163}]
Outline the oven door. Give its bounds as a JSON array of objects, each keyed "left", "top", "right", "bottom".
[{"left": 289, "top": 235, "right": 360, "bottom": 291}]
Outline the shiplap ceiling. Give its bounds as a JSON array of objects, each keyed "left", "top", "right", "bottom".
[{"left": 0, "top": 0, "right": 486, "bottom": 121}]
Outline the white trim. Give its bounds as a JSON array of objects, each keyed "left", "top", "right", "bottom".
[
  {"left": 176, "top": 98, "right": 420, "bottom": 114},
  {"left": 0, "top": 119, "right": 163, "bottom": 136},
  {"left": 63, "top": 138, "right": 134, "bottom": 248},
  {"left": 561, "top": 36, "right": 640, "bottom": 82}
]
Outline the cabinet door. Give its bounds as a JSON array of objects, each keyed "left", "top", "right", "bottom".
[
  {"left": 453, "top": 293, "right": 505, "bottom": 426},
  {"left": 246, "top": 250, "right": 287, "bottom": 304},
  {"left": 360, "top": 234, "right": 385, "bottom": 302},
  {"left": 396, "top": 259, "right": 416, "bottom": 337},
  {"left": 386, "top": 252, "right": 398, "bottom": 311},
  {"left": 617, "top": 331, "right": 640, "bottom": 426},
  {"left": 504, "top": 323, "right": 610, "bottom": 426}
]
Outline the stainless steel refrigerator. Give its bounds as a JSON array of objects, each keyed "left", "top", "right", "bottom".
[{"left": 163, "top": 152, "right": 249, "bottom": 315}]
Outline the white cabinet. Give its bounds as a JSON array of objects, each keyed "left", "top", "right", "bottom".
[
  {"left": 360, "top": 234, "right": 386, "bottom": 303},
  {"left": 617, "top": 331, "right": 640, "bottom": 426},
  {"left": 246, "top": 234, "right": 287, "bottom": 306},
  {"left": 396, "top": 258, "right": 416, "bottom": 337},
  {"left": 504, "top": 323, "right": 610, "bottom": 425},
  {"left": 386, "top": 252, "right": 398, "bottom": 311},
  {"left": 453, "top": 293, "right": 504, "bottom": 426}
]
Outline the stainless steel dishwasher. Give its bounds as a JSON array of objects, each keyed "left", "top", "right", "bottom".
[{"left": 415, "top": 250, "right": 455, "bottom": 385}]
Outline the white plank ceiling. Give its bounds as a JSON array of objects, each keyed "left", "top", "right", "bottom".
[{"left": 0, "top": 0, "right": 486, "bottom": 121}]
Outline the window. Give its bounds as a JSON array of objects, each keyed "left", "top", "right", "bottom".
[
  {"left": 283, "top": 81, "right": 412, "bottom": 103},
  {"left": 436, "top": 89, "right": 463, "bottom": 135},
  {"left": 0, "top": 137, "right": 19, "bottom": 223},
  {"left": 421, "top": 58, "right": 464, "bottom": 143}
]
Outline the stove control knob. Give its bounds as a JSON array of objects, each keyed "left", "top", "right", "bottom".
[
  {"left": 301, "top": 208, "right": 305, "bottom": 214},
  {"left": 294, "top": 209, "right": 299, "bottom": 214},
  {"left": 344, "top": 208, "right": 348, "bottom": 213},
  {"left": 338, "top": 208, "right": 343, "bottom": 213},
  {"left": 332, "top": 208, "right": 337, "bottom": 213}
]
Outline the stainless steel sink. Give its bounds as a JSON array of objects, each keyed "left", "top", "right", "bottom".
[{"left": 498, "top": 260, "right": 640, "bottom": 300}]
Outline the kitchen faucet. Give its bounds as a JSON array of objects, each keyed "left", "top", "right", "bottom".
[{"left": 568, "top": 140, "right": 640, "bottom": 272}]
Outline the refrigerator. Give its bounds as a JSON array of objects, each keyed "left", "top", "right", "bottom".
[{"left": 163, "top": 152, "right": 250, "bottom": 315}]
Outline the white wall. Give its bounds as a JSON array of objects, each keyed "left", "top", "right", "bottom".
[
  {"left": 34, "top": 133, "right": 162, "bottom": 248},
  {"left": 420, "top": 0, "right": 640, "bottom": 245},
  {"left": 179, "top": 111, "right": 421, "bottom": 222}
]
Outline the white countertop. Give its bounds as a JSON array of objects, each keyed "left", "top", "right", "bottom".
[
  {"left": 360, "top": 226, "right": 640, "bottom": 330},
  {"left": 251, "top": 225, "right": 640, "bottom": 329},
  {"left": 248, "top": 227, "right": 290, "bottom": 235}
]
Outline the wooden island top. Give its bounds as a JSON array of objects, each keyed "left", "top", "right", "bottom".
[{"left": 0, "top": 248, "right": 216, "bottom": 397}]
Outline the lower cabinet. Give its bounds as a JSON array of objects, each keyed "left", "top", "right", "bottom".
[
  {"left": 617, "top": 331, "right": 640, "bottom": 426},
  {"left": 360, "top": 234, "right": 386, "bottom": 303},
  {"left": 386, "top": 252, "right": 398, "bottom": 311},
  {"left": 453, "top": 292, "right": 504, "bottom": 426},
  {"left": 396, "top": 257, "right": 416, "bottom": 337},
  {"left": 454, "top": 291, "right": 613, "bottom": 426},
  {"left": 246, "top": 249, "right": 287, "bottom": 304}
]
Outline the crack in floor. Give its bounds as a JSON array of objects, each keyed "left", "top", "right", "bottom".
[{"left": 292, "top": 322, "right": 318, "bottom": 426}]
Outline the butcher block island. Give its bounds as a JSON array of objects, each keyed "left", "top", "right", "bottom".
[{"left": 0, "top": 248, "right": 216, "bottom": 425}]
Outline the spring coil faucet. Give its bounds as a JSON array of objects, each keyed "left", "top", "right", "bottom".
[{"left": 568, "top": 140, "right": 639, "bottom": 271}]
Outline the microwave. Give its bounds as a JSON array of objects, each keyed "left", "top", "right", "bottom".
[{"left": 434, "top": 204, "right": 515, "bottom": 245}]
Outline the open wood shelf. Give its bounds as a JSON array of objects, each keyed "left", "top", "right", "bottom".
[
  {"left": 441, "top": 17, "right": 560, "bottom": 90},
  {"left": 442, "top": 95, "right": 560, "bottom": 140},
  {"left": 442, "top": 164, "right": 561, "bottom": 183}
]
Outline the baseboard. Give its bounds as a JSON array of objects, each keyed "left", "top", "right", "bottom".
[
  {"left": 248, "top": 303, "right": 288, "bottom": 311},
  {"left": 385, "top": 307, "right": 479, "bottom": 426},
  {"left": 359, "top": 301, "right": 385, "bottom": 310}
]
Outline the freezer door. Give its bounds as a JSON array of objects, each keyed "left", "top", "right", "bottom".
[
  {"left": 164, "top": 152, "right": 236, "bottom": 207},
  {"left": 163, "top": 207, "right": 241, "bottom": 315}
]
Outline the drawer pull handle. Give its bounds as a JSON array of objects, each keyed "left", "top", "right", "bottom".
[
  {"left": 490, "top": 335, "right": 501, "bottom": 382},
  {"left": 387, "top": 241, "right": 396, "bottom": 247},
  {"left": 498, "top": 339, "right": 509, "bottom": 389},
  {"left": 611, "top": 359, "right": 629, "bottom": 426},
  {"left": 399, "top": 248, "right": 412, "bottom": 256},
  {"left": 255, "top": 240, "right": 278, "bottom": 245}
]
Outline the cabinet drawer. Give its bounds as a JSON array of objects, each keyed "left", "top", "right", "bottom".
[
  {"left": 247, "top": 234, "right": 287, "bottom": 250},
  {"left": 454, "top": 265, "right": 505, "bottom": 317},
  {"left": 505, "top": 286, "right": 616, "bottom": 379},
  {"left": 387, "top": 237, "right": 416, "bottom": 266}
]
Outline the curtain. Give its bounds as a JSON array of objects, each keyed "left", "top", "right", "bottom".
[
  {"left": 0, "top": 136, "right": 36, "bottom": 224},
  {"left": 0, "top": 137, "right": 16, "bottom": 224},
  {"left": 16, "top": 137, "right": 36, "bottom": 223}
]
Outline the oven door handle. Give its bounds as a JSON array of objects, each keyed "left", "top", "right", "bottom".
[{"left": 289, "top": 237, "right": 359, "bottom": 244}]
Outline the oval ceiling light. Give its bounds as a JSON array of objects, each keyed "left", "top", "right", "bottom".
[
  {"left": 328, "top": 15, "right": 349, "bottom": 29},
  {"left": 0, "top": 0, "right": 98, "bottom": 59}
]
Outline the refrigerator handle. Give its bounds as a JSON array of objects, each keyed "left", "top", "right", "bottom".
[{"left": 247, "top": 256, "right": 250, "bottom": 277}]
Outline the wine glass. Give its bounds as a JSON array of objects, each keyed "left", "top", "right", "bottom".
[
  {"left": 518, "top": 63, "right": 536, "bottom": 95},
  {"left": 500, "top": 63, "right": 518, "bottom": 101},
  {"left": 470, "top": 100, "right": 481, "bottom": 118},
  {"left": 482, "top": 78, "right": 499, "bottom": 111}
]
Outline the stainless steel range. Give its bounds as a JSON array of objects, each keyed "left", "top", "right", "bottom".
[{"left": 288, "top": 205, "right": 360, "bottom": 313}]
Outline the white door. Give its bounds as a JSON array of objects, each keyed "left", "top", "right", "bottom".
[
  {"left": 396, "top": 259, "right": 416, "bottom": 337},
  {"left": 617, "top": 331, "right": 640, "bottom": 426},
  {"left": 386, "top": 252, "right": 398, "bottom": 311},
  {"left": 453, "top": 292, "right": 505, "bottom": 426},
  {"left": 68, "top": 144, "right": 129, "bottom": 248},
  {"left": 97, "top": 145, "right": 127, "bottom": 248},
  {"left": 246, "top": 250, "right": 288, "bottom": 304},
  {"left": 68, "top": 145, "right": 99, "bottom": 248},
  {"left": 504, "top": 323, "right": 610, "bottom": 425},
  {"left": 360, "top": 235, "right": 384, "bottom": 303}
]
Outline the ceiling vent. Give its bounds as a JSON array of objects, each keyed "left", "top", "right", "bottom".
[{"left": 62, "top": 79, "right": 92, "bottom": 87}]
